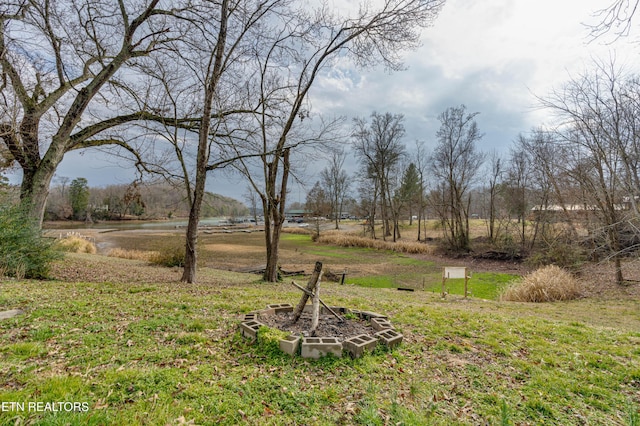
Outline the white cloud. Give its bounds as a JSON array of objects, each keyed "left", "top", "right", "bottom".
[
  {"left": 9, "top": 0, "right": 640, "bottom": 200},
  {"left": 310, "top": 0, "right": 640, "bottom": 157}
]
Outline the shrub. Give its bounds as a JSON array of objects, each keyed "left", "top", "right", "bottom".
[
  {"left": 149, "top": 244, "right": 185, "bottom": 268},
  {"left": 500, "top": 265, "right": 581, "bottom": 303},
  {"left": 0, "top": 203, "right": 61, "bottom": 279},
  {"left": 256, "top": 326, "right": 289, "bottom": 358},
  {"left": 55, "top": 235, "right": 97, "bottom": 254},
  {"left": 527, "top": 242, "right": 586, "bottom": 270},
  {"left": 527, "top": 228, "right": 587, "bottom": 269}
]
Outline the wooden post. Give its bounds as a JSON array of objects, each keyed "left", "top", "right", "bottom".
[
  {"left": 464, "top": 274, "right": 469, "bottom": 298},
  {"left": 292, "top": 261, "right": 322, "bottom": 323},
  {"left": 310, "top": 279, "right": 320, "bottom": 336},
  {"left": 340, "top": 268, "right": 348, "bottom": 285}
]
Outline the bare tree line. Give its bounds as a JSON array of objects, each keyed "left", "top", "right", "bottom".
[
  {"left": 304, "top": 58, "right": 640, "bottom": 286},
  {"left": 4, "top": 0, "right": 640, "bottom": 286}
]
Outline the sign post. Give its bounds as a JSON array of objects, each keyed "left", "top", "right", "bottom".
[{"left": 442, "top": 267, "right": 471, "bottom": 298}]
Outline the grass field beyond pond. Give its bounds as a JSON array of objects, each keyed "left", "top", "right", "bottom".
[{"left": 0, "top": 254, "right": 639, "bottom": 425}]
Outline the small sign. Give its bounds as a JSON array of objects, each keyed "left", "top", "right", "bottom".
[
  {"left": 443, "top": 267, "right": 468, "bottom": 279},
  {"left": 441, "top": 267, "right": 471, "bottom": 299}
]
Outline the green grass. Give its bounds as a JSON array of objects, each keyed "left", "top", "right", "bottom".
[
  {"left": 422, "top": 272, "right": 518, "bottom": 300},
  {"left": 283, "top": 233, "right": 512, "bottom": 299},
  {"left": 1, "top": 255, "right": 639, "bottom": 425},
  {"left": 350, "top": 268, "right": 516, "bottom": 300}
]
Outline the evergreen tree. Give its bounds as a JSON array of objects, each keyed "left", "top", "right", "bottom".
[{"left": 69, "top": 178, "right": 90, "bottom": 220}]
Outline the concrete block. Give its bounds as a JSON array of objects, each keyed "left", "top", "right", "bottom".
[
  {"left": 279, "top": 335, "right": 301, "bottom": 356},
  {"left": 239, "top": 320, "right": 264, "bottom": 340},
  {"left": 266, "top": 303, "right": 293, "bottom": 313},
  {"left": 370, "top": 317, "right": 393, "bottom": 331},
  {"left": 352, "top": 310, "right": 388, "bottom": 321},
  {"left": 255, "top": 308, "right": 276, "bottom": 319},
  {"left": 362, "top": 311, "right": 388, "bottom": 320},
  {"left": 301, "top": 337, "right": 342, "bottom": 359},
  {"left": 343, "top": 334, "right": 378, "bottom": 359},
  {"left": 374, "top": 329, "right": 403, "bottom": 349},
  {"left": 243, "top": 313, "right": 258, "bottom": 322}
]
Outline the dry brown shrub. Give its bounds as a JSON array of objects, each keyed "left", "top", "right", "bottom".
[
  {"left": 107, "top": 248, "right": 158, "bottom": 261},
  {"left": 56, "top": 236, "right": 97, "bottom": 254},
  {"left": 281, "top": 227, "right": 314, "bottom": 235},
  {"left": 500, "top": 265, "right": 581, "bottom": 302},
  {"left": 317, "top": 232, "right": 434, "bottom": 255}
]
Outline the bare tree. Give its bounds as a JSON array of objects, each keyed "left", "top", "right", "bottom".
[
  {"left": 305, "top": 181, "right": 331, "bottom": 237},
  {"left": 539, "top": 59, "right": 640, "bottom": 284},
  {"left": 516, "top": 128, "right": 582, "bottom": 252},
  {"left": 130, "top": 0, "right": 285, "bottom": 283},
  {"left": 430, "top": 105, "right": 485, "bottom": 252},
  {"left": 504, "top": 145, "right": 532, "bottom": 251},
  {"left": 588, "top": 0, "right": 640, "bottom": 41},
  {"left": 244, "top": 185, "right": 260, "bottom": 225},
  {"left": 414, "top": 140, "right": 429, "bottom": 241},
  {"left": 320, "top": 149, "right": 350, "bottom": 230},
  {"left": 235, "top": 0, "right": 444, "bottom": 281},
  {"left": 485, "top": 150, "right": 503, "bottom": 243},
  {"left": 357, "top": 172, "right": 379, "bottom": 239},
  {"left": 352, "top": 112, "right": 407, "bottom": 241},
  {"left": 0, "top": 0, "right": 178, "bottom": 226},
  {"left": 175, "top": 0, "right": 272, "bottom": 283}
]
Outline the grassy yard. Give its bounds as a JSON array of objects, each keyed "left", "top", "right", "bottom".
[{"left": 1, "top": 253, "right": 639, "bottom": 425}]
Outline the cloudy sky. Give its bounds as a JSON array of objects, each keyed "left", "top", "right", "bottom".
[{"left": 13, "top": 0, "right": 640, "bottom": 201}]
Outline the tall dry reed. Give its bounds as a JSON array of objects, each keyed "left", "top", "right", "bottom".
[
  {"left": 317, "top": 231, "right": 434, "bottom": 255},
  {"left": 500, "top": 265, "right": 581, "bottom": 302}
]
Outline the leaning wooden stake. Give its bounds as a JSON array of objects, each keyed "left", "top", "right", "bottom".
[
  {"left": 290, "top": 281, "right": 343, "bottom": 322},
  {"left": 310, "top": 280, "right": 320, "bottom": 336},
  {"left": 292, "top": 261, "right": 322, "bottom": 323}
]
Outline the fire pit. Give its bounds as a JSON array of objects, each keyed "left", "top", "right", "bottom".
[{"left": 238, "top": 262, "right": 403, "bottom": 359}]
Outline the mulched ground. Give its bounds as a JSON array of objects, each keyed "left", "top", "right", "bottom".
[{"left": 258, "top": 312, "right": 374, "bottom": 341}]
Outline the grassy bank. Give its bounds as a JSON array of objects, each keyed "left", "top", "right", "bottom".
[{"left": 1, "top": 254, "right": 639, "bottom": 425}]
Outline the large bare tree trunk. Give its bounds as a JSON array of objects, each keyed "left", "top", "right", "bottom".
[
  {"left": 180, "top": 0, "right": 229, "bottom": 284},
  {"left": 20, "top": 167, "right": 56, "bottom": 226},
  {"left": 263, "top": 148, "right": 291, "bottom": 282},
  {"left": 264, "top": 225, "right": 283, "bottom": 282},
  {"left": 181, "top": 171, "right": 206, "bottom": 283}
]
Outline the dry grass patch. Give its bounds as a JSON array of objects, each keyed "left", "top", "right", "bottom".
[
  {"left": 55, "top": 236, "right": 97, "bottom": 254},
  {"left": 318, "top": 231, "right": 435, "bottom": 255},
  {"left": 107, "top": 248, "right": 158, "bottom": 261},
  {"left": 500, "top": 265, "right": 582, "bottom": 302},
  {"left": 281, "top": 226, "right": 314, "bottom": 235},
  {"left": 203, "top": 244, "right": 264, "bottom": 255}
]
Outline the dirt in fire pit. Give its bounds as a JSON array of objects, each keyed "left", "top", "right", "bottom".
[{"left": 259, "top": 312, "right": 374, "bottom": 341}]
